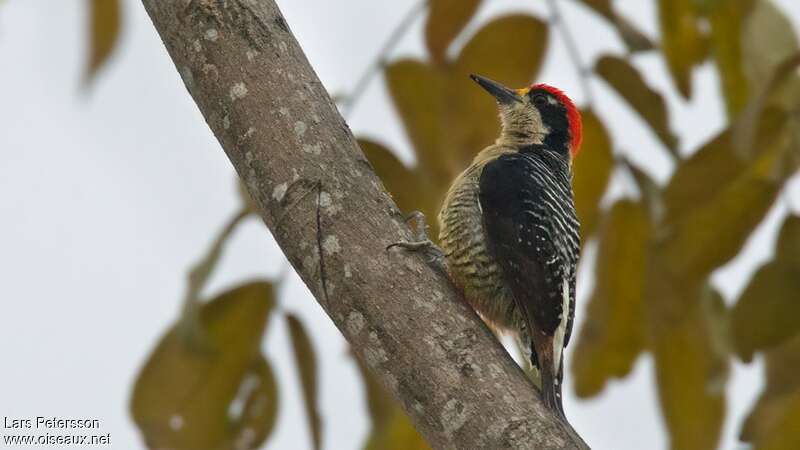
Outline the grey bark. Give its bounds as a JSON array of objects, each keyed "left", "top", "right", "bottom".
[{"left": 141, "top": 1, "right": 589, "bottom": 449}]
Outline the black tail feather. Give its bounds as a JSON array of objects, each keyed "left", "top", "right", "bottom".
[
  {"left": 541, "top": 368, "right": 566, "bottom": 420},
  {"left": 536, "top": 349, "right": 566, "bottom": 421}
]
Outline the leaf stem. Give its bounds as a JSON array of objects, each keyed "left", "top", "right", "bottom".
[
  {"left": 181, "top": 207, "right": 252, "bottom": 318},
  {"left": 338, "top": 0, "right": 428, "bottom": 118},
  {"left": 545, "top": 0, "right": 595, "bottom": 108}
]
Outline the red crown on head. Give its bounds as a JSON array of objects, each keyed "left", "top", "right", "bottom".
[{"left": 530, "top": 83, "right": 582, "bottom": 158}]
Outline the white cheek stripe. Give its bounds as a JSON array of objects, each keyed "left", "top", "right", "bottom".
[{"left": 553, "top": 277, "right": 569, "bottom": 373}]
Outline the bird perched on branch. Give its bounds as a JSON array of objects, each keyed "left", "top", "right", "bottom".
[{"left": 391, "top": 74, "right": 582, "bottom": 419}]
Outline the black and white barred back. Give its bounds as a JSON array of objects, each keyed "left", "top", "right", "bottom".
[{"left": 478, "top": 145, "right": 580, "bottom": 398}]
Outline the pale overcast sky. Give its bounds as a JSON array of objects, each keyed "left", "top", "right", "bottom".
[{"left": 1, "top": 1, "right": 799, "bottom": 449}]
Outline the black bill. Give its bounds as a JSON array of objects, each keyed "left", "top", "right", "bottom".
[{"left": 470, "top": 74, "right": 523, "bottom": 105}]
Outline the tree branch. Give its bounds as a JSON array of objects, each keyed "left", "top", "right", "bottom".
[{"left": 141, "top": 1, "right": 589, "bottom": 448}]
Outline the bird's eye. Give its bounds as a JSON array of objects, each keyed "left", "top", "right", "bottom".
[{"left": 533, "top": 94, "right": 548, "bottom": 106}]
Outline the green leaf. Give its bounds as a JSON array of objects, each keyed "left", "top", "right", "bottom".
[
  {"left": 732, "top": 263, "right": 800, "bottom": 361},
  {"left": 662, "top": 129, "right": 739, "bottom": 221},
  {"left": 741, "top": 334, "right": 800, "bottom": 449},
  {"left": 620, "top": 158, "right": 665, "bottom": 225},
  {"left": 450, "top": 14, "right": 549, "bottom": 163},
  {"left": 653, "top": 286, "right": 728, "bottom": 450},
  {"left": 384, "top": 60, "right": 452, "bottom": 181},
  {"left": 732, "top": 215, "right": 800, "bottom": 361},
  {"left": 353, "top": 354, "right": 395, "bottom": 429},
  {"left": 231, "top": 356, "right": 279, "bottom": 449},
  {"left": 571, "top": 200, "right": 649, "bottom": 397},
  {"left": 286, "top": 314, "right": 322, "bottom": 450},
  {"left": 353, "top": 350, "right": 429, "bottom": 450},
  {"left": 359, "top": 138, "right": 441, "bottom": 239},
  {"left": 704, "top": 0, "right": 755, "bottom": 117},
  {"left": 595, "top": 55, "right": 678, "bottom": 154},
  {"left": 575, "top": 0, "right": 655, "bottom": 53},
  {"left": 661, "top": 160, "right": 778, "bottom": 281},
  {"left": 734, "top": 55, "right": 800, "bottom": 165},
  {"left": 86, "top": 0, "right": 121, "bottom": 85},
  {"left": 360, "top": 138, "right": 424, "bottom": 211},
  {"left": 572, "top": 110, "right": 614, "bottom": 241},
  {"left": 363, "top": 410, "right": 431, "bottom": 450},
  {"left": 659, "top": 109, "right": 793, "bottom": 282},
  {"left": 425, "top": 0, "right": 483, "bottom": 63},
  {"left": 663, "top": 107, "right": 790, "bottom": 225},
  {"left": 453, "top": 14, "right": 548, "bottom": 86},
  {"left": 131, "top": 282, "right": 277, "bottom": 450},
  {"left": 613, "top": 15, "right": 657, "bottom": 53},
  {"left": 575, "top": 0, "right": 614, "bottom": 18},
  {"left": 657, "top": 0, "right": 707, "bottom": 98},
  {"left": 742, "top": 0, "right": 800, "bottom": 110},
  {"left": 775, "top": 214, "right": 800, "bottom": 264},
  {"left": 736, "top": 1, "right": 800, "bottom": 173}
]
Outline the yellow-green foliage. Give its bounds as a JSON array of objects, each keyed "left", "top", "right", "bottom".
[{"left": 126, "top": 1, "right": 800, "bottom": 449}]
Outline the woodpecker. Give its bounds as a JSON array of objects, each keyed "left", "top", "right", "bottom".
[
  {"left": 388, "top": 75, "right": 582, "bottom": 419},
  {"left": 436, "top": 74, "right": 582, "bottom": 417}
]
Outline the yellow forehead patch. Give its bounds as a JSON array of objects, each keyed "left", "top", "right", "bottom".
[{"left": 516, "top": 87, "right": 530, "bottom": 96}]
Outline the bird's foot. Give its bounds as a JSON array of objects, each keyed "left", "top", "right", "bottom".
[{"left": 387, "top": 211, "right": 446, "bottom": 271}]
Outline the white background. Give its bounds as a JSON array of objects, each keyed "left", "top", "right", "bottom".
[{"left": 1, "top": 1, "right": 800, "bottom": 449}]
